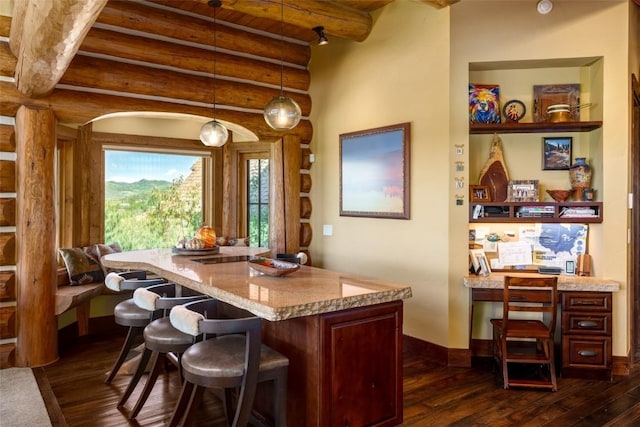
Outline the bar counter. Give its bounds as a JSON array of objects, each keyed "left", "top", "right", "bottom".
[{"left": 102, "top": 247, "right": 413, "bottom": 426}]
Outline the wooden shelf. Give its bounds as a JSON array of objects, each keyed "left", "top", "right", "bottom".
[
  {"left": 469, "top": 121, "right": 602, "bottom": 135},
  {"left": 470, "top": 201, "right": 603, "bottom": 223}
]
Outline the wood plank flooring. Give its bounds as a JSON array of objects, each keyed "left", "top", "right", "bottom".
[{"left": 41, "top": 330, "right": 640, "bottom": 426}]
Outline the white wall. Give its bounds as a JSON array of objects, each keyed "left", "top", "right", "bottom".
[{"left": 310, "top": 0, "right": 632, "bottom": 357}]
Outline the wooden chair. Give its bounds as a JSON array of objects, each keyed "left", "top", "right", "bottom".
[
  {"left": 104, "top": 271, "right": 166, "bottom": 384},
  {"left": 116, "top": 283, "right": 207, "bottom": 418},
  {"left": 490, "top": 275, "right": 559, "bottom": 391},
  {"left": 168, "top": 299, "right": 289, "bottom": 427}
]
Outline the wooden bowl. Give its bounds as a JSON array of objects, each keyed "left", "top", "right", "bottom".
[
  {"left": 248, "top": 258, "right": 300, "bottom": 276},
  {"left": 546, "top": 189, "right": 571, "bottom": 202}
]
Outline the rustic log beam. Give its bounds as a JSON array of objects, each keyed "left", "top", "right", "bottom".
[
  {"left": 80, "top": 27, "right": 310, "bottom": 91},
  {"left": 61, "top": 55, "right": 310, "bottom": 115},
  {"left": 10, "top": 0, "right": 108, "bottom": 97},
  {"left": 97, "top": 1, "right": 310, "bottom": 66},
  {"left": 283, "top": 135, "right": 301, "bottom": 253},
  {"left": 0, "top": 81, "right": 313, "bottom": 141},
  {"left": 221, "top": 0, "right": 372, "bottom": 42},
  {"left": 15, "top": 106, "right": 58, "bottom": 367}
]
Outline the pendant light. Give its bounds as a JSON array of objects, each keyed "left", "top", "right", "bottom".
[
  {"left": 200, "top": 0, "right": 228, "bottom": 147},
  {"left": 264, "top": 0, "right": 302, "bottom": 130}
]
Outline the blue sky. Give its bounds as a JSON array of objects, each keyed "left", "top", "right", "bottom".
[{"left": 105, "top": 151, "right": 199, "bottom": 183}]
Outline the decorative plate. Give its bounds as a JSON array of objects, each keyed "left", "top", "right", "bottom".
[
  {"left": 172, "top": 246, "right": 220, "bottom": 256},
  {"left": 248, "top": 257, "right": 300, "bottom": 276},
  {"left": 502, "top": 100, "right": 526, "bottom": 122}
]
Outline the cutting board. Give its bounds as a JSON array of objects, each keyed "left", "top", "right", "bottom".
[{"left": 478, "top": 134, "right": 510, "bottom": 202}]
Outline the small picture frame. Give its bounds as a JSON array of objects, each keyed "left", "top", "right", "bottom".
[
  {"left": 507, "top": 180, "right": 539, "bottom": 202},
  {"left": 469, "top": 84, "right": 501, "bottom": 124},
  {"left": 565, "top": 260, "right": 576, "bottom": 275},
  {"left": 469, "top": 249, "right": 491, "bottom": 276},
  {"left": 542, "top": 137, "right": 572, "bottom": 170},
  {"left": 470, "top": 185, "right": 491, "bottom": 202}
]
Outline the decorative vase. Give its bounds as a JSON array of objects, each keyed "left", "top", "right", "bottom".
[{"left": 569, "top": 158, "right": 592, "bottom": 201}]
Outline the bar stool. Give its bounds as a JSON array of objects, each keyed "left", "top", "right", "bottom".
[
  {"left": 117, "top": 283, "right": 207, "bottom": 419},
  {"left": 104, "top": 271, "right": 167, "bottom": 384},
  {"left": 168, "top": 299, "right": 289, "bottom": 427}
]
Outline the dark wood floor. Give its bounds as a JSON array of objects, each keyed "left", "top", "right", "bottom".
[{"left": 41, "top": 330, "right": 640, "bottom": 427}]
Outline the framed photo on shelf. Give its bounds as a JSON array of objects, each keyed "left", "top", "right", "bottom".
[
  {"left": 339, "top": 123, "right": 411, "bottom": 219},
  {"left": 507, "top": 180, "right": 539, "bottom": 202},
  {"left": 470, "top": 185, "right": 491, "bottom": 202},
  {"left": 469, "top": 84, "right": 501, "bottom": 124},
  {"left": 542, "top": 136, "right": 572, "bottom": 170}
]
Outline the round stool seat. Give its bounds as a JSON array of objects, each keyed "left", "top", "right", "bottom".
[
  {"left": 182, "top": 335, "right": 289, "bottom": 383},
  {"left": 143, "top": 317, "right": 195, "bottom": 354},
  {"left": 115, "top": 299, "right": 151, "bottom": 328}
]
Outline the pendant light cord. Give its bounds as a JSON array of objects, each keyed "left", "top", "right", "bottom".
[
  {"left": 213, "top": 4, "right": 217, "bottom": 120},
  {"left": 279, "top": 0, "right": 284, "bottom": 96}
]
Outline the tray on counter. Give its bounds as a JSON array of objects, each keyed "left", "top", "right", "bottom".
[{"left": 248, "top": 257, "right": 300, "bottom": 276}]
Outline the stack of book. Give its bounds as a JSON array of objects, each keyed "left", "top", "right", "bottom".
[
  {"left": 516, "top": 205, "right": 555, "bottom": 218},
  {"left": 559, "top": 207, "right": 598, "bottom": 218}
]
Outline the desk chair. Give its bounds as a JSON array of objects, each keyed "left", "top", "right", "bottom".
[
  {"left": 169, "top": 299, "right": 289, "bottom": 427},
  {"left": 117, "top": 283, "right": 207, "bottom": 419},
  {"left": 490, "top": 275, "right": 559, "bottom": 391},
  {"left": 104, "top": 271, "right": 167, "bottom": 384}
]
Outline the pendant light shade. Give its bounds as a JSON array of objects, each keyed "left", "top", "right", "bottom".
[
  {"left": 264, "top": 95, "right": 302, "bottom": 130},
  {"left": 201, "top": 0, "right": 228, "bottom": 147},
  {"left": 200, "top": 119, "right": 229, "bottom": 147},
  {"left": 263, "top": 0, "right": 302, "bottom": 131}
]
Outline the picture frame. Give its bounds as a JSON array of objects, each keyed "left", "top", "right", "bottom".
[
  {"left": 470, "top": 185, "right": 491, "bottom": 202},
  {"left": 507, "top": 179, "right": 539, "bottom": 202},
  {"left": 469, "top": 249, "right": 491, "bottom": 276},
  {"left": 339, "top": 123, "right": 411, "bottom": 219},
  {"left": 565, "top": 259, "right": 576, "bottom": 276},
  {"left": 533, "top": 84, "right": 580, "bottom": 122},
  {"left": 469, "top": 84, "right": 501, "bottom": 124},
  {"left": 542, "top": 137, "right": 572, "bottom": 170}
]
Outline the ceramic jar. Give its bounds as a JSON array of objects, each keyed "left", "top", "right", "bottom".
[{"left": 569, "top": 158, "right": 592, "bottom": 201}]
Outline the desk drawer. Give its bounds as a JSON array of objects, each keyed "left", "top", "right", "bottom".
[
  {"left": 562, "top": 336, "right": 611, "bottom": 369},
  {"left": 562, "top": 312, "right": 612, "bottom": 335},
  {"left": 562, "top": 292, "right": 611, "bottom": 312}
]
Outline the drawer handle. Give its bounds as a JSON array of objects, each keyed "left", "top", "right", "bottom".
[
  {"left": 577, "top": 320, "right": 598, "bottom": 328},
  {"left": 578, "top": 350, "right": 598, "bottom": 357},
  {"left": 575, "top": 300, "right": 599, "bottom": 306}
]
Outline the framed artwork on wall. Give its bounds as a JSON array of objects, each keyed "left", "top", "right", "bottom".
[
  {"left": 542, "top": 136, "right": 572, "bottom": 170},
  {"left": 469, "top": 84, "right": 501, "bottom": 124},
  {"left": 339, "top": 123, "right": 411, "bottom": 219}
]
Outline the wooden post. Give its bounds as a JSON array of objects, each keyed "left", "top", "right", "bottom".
[{"left": 15, "top": 105, "right": 58, "bottom": 367}]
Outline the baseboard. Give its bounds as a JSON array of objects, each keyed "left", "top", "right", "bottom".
[{"left": 403, "top": 335, "right": 472, "bottom": 367}]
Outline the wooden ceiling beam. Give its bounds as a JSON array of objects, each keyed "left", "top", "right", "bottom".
[
  {"left": 9, "top": 0, "right": 108, "bottom": 98},
  {"left": 222, "top": 0, "right": 373, "bottom": 42}
]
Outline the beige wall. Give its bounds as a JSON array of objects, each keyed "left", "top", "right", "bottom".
[{"left": 310, "top": 0, "right": 633, "bottom": 357}]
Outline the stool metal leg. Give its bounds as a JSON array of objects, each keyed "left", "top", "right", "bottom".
[
  {"left": 105, "top": 326, "right": 143, "bottom": 384},
  {"left": 117, "top": 347, "right": 155, "bottom": 407},
  {"left": 129, "top": 351, "right": 163, "bottom": 419}
]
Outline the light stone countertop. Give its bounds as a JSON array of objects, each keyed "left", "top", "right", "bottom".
[
  {"left": 464, "top": 272, "right": 620, "bottom": 292},
  {"left": 102, "top": 247, "right": 413, "bottom": 321}
]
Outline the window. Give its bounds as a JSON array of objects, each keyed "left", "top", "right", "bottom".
[
  {"left": 247, "top": 158, "right": 269, "bottom": 247},
  {"left": 104, "top": 150, "right": 204, "bottom": 250}
]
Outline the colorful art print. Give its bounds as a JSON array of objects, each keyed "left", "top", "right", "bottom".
[
  {"left": 339, "top": 123, "right": 411, "bottom": 219},
  {"left": 469, "top": 84, "right": 501, "bottom": 124},
  {"left": 507, "top": 180, "right": 539, "bottom": 202},
  {"left": 533, "top": 84, "right": 580, "bottom": 122},
  {"left": 542, "top": 137, "right": 572, "bottom": 170}
]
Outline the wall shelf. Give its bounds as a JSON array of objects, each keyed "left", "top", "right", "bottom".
[
  {"left": 470, "top": 201, "right": 603, "bottom": 223},
  {"left": 469, "top": 121, "right": 602, "bottom": 135}
]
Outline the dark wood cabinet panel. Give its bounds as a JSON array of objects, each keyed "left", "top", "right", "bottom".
[{"left": 321, "top": 301, "right": 403, "bottom": 427}]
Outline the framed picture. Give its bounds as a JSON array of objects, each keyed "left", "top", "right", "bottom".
[
  {"left": 469, "top": 84, "right": 501, "bottom": 124},
  {"left": 542, "top": 137, "right": 572, "bottom": 170},
  {"left": 470, "top": 185, "right": 491, "bottom": 202},
  {"left": 533, "top": 84, "right": 580, "bottom": 122},
  {"left": 339, "top": 123, "right": 410, "bottom": 219},
  {"left": 507, "top": 180, "right": 539, "bottom": 202},
  {"left": 469, "top": 249, "right": 491, "bottom": 276}
]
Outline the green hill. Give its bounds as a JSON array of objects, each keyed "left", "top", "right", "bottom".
[{"left": 105, "top": 179, "right": 172, "bottom": 200}]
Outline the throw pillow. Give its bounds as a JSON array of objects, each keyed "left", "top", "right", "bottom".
[
  {"left": 94, "top": 243, "right": 123, "bottom": 275},
  {"left": 59, "top": 247, "right": 105, "bottom": 285}
]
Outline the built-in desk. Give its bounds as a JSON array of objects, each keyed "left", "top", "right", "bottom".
[
  {"left": 103, "top": 248, "right": 412, "bottom": 427},
  {"left": 465, "top": 273, "right": 620, "bottom": 380}
]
